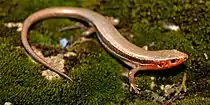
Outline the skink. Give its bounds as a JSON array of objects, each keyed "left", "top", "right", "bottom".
[{"left": 21, "top": 7, "right": 188, "bottom": 93}]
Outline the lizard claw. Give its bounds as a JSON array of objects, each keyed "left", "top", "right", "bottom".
[{"left": 130, "top": 83, "right": 140, "bottom": 94}]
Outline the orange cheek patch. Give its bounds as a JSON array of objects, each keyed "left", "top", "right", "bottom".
[
  {"left": 142, "top": 61, "right": 173, "bottom": 70},
  {"left": 141, "top": 59, "right": 186, "bottom": 71},
  {"left": 141, "top": 64, "right": 167, "bottom": 70}
]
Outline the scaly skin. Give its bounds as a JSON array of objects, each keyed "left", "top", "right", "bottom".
[{"left": 21, "top": 7, "right": 189, "bottom": 93}]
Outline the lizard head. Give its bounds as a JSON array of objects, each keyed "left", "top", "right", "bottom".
[{"left": 143, "top": 50, "right": 189, "bottom": 70}]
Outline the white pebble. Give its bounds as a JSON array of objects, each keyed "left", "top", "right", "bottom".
[
  {"left": 150, "top": 76, "right": 155, "bottom": 80},
  {"left": 4, "top": 22, "right": 23, "bottom": 32},
  {"left": 204, "top": 53, "right": 208, "bottom": 60},
  {"left": 160, "top": 85, "right": 164, "bottom": 90},
  {"left": 150, "top": 81, "right": 155, "bottom": 89},
  {"left": 4, "top": 102, "right": 12, "bottom": 105},
  {"left": 163, "top": 22, "right": 180, "bottom": 31}
]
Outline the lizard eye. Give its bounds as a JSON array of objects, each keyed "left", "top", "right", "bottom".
[{"left": 170, "top": 59, "right": 176, "bottom": 63}]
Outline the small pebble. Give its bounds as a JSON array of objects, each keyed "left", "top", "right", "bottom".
[
  {"left": 142, "top": 46, "right": 148, "bottom": 50},
  {"left": 59, "top": 38, "right": 69, "bottom": 48},
  {"left": 4, "top": 102, "right": 12, "bottom": 105},
  {"left": 162, "top": 22, "right": 180, "bottom": 31},
  {"left": 64, "top": 52, "right": 77, "bottom": 57},
  {"left": 150, "top": 77, "right": 156, "bottom": 89},
  {"left": 204, "top": 53, "right": 208, "bottom": 60},
  {"left": 113, "top": 18, "right": 120, "bottom": 25},
  {"left": 130, "top": 34, "right": 134, "bottom": 38},
  {"left": 160, "top": 85, "right": 164, "bottom": 90},
  {"left": 150, "top": 81, "right": 155, "bottom": 90},
  {"left": 4, "top": 22, "right": 23, "bottom": 32},
  {"left": 164, "top": 84, "right": 176, "bottom": 96},
  {"left": 151, "top": 76, "right": 155, "bottom": 80}
]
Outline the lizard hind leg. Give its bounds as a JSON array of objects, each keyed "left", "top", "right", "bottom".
[
  {"left": 58, "top": 22, "right": 93, "bottom": 48},
  {"left": 58, "top": 17, "right": 120, "bottom": 48},
  {"left": 58, "top": 16, "right": 119, "bottom": 36},
  {"left": 81, "top": 16, "right": 119, "bottom": 36}
]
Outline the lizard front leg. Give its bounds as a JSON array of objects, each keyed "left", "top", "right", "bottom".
[
  {"left": 129, "top": 66, "right": 143, "bottom": 94},
  {"left": 121, "top": 60, "right": 143, "bottom": 94}
]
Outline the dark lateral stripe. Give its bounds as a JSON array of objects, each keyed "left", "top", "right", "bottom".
[{"left": 97, "top": 32, "right": 152, "bottom": 64}]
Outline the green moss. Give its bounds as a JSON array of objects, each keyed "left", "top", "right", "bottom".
[
  {"left": 123, "top": 99, "right": 159, "bottom": 105},
  {"left": 174, "top": 96, "right": 210, "bottom": 105},
  {"left": 0, "top": 0, "right": 79, "bottom": 21},
  {"left": 0, "top": 38, "right": 125, "bottom": 104},
  {"left": 66, "top": 41, "right": 125, "bottom": 104},
  {"left": 0, "top": 0, "right": 210, "bottom": 104},
  {"left": 28, "top": 18, "right": 83, "bottom": 45},
  {"left": 127, "top": 0, "right": 210, "bottom": 99},
  {"left": 0, "top": 22, "right": 21, "bottom": 46}
]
